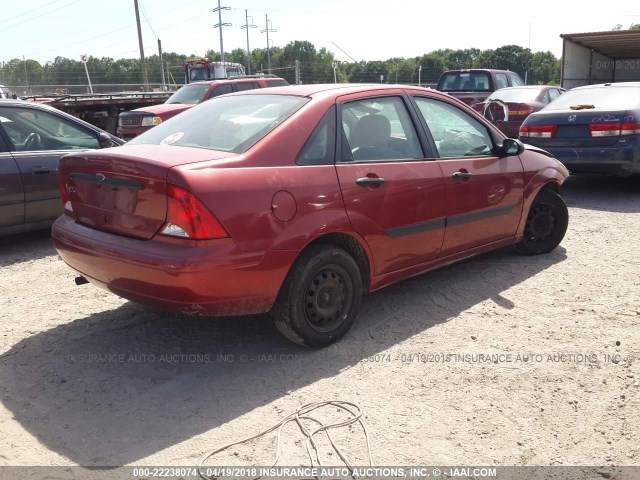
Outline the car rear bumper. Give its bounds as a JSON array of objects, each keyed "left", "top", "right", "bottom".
[
  {"left": 528, "top": 143, "right": 640, "bottom": 175},
  {"left": 52, "top": 214, "right": 296, "bottom": 316}
]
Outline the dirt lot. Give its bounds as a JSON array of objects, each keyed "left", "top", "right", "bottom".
[{"left": 0, "top": 175, "right": 639, "bottom": 468}]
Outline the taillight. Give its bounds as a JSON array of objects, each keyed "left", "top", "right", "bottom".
[
  {"left": 519, "top": 125, "right": 558, "bottom": 138},
  {"left": 508, "top": 104, "right": 534, "bottom": 118},
  {"left": 621, "top": 122, "right": 640, "bottom": 135},
  {"left": 58, "top": 175, "right": 73, "bottom": 212},
  {"left": 589, "top": 122, "right": 640, "bottom": 137},
  {"left": 160, "top": 184, "right": 228, "bottom": 240},
  {"left": 589, "top": 123, "right": 621, "bottom": 137}
]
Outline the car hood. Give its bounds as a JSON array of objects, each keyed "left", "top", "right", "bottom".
[{"left": 131, "top": 103, "right": 195, "bottom": 116}]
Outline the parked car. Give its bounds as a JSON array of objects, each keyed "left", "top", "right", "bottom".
[
  {"left": 471, "top": 86, "right": 566, "bottom": 138},
  {"left": 52, "top": 84, "right": 569, "bottom": 347},
  {"left": 116, "top": 75, "right": 289, "bottom": 140},
  {"left": 0, "top": 100, "right": 123, "bottom": 236},
  {"left": 519, "top": 82, "right": 640, "bottom": 176},
  {"left": 436, "top": 69, "right": 525, "bottom": 106}
]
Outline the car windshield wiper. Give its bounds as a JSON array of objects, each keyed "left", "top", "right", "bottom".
[{"left": 569, "top": 104, "right": 595, "bottom": 110}]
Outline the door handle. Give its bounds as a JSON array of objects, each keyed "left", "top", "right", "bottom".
[
  {"left": 452, "top": 171, "right": 473, "bottom": 181},
  {"left": 30, "top": 166, "right": 50, "bottom": 174},
  {"left": 356, "top": 176, "right": 386, "bottom": 187}
]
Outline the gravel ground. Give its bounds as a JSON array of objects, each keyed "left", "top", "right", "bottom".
[{"left": 0, "top": 175, "right": 638, "bottom": 468}]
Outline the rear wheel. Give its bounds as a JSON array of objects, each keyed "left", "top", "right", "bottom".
[
  {"left": 272, "top": 245, "right": 363, "bottom": 348},
  {"left": 515, "top": 188, "right": 568, "bottom": 255}
]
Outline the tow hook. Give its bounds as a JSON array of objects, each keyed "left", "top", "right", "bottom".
[{"left": 74, "top": 276, "right": 89, "bottom": 286}]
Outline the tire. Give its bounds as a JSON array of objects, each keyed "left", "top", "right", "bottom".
[
  {"left": 272, "top": 245, "right": 363, "bottom": 348},
  {"left": 515, "top": 188, "right": 568, "bottom": 255}
]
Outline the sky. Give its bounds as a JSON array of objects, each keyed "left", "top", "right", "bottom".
[{"left": 1, "top": 0, "right": 639, "bottom": 65}]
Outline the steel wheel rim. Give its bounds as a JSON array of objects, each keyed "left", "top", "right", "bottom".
[
  {"left": 525, "top": 203, "right": 557, "bottom": 242},
  {"left": 303, "top": 265, "right": 352, "bottom": 332}
]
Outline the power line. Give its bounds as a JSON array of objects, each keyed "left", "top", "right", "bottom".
[
  {"left": 0, "top": 0, "right": 83, "bottom": 32},
  {"left": 139, "top": 0, "right": 159, "bottom": 39},
  {"left": 0, "top": 0, "right": 68, "bottom": 26}
]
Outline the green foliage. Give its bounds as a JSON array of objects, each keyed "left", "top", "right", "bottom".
[{"left": 0, "top": 41, "right": 564, "bottom": 90}]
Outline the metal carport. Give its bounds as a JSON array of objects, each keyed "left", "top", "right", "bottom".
[{"left": 560, "top": 30, "right": 640, "bottom": 89}]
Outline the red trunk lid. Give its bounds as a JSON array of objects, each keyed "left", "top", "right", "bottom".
[{"left": 59, "top": 145, "right": 235, "bottom": 239}]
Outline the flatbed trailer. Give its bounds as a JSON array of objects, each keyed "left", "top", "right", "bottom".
[{"left": 21, "top": 92, "right": 173, "bottom": 135}]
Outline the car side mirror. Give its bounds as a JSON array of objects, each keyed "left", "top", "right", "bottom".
[
  {"left": 501, "top": 138, "right": 524, "bottom": 157},
  {"left": 98, "top": 132, "right": 114, "bottom": 148}
]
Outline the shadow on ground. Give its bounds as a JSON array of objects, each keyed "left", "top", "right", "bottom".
[
  {"left": 0, "top": 246, "right": 566, "bottom": 465},
  {"left": 0, "top": 229, "right": 54, "bottom": 268},
  {"left": 562, "top": 175, "right": 640, "bottom": 213}
]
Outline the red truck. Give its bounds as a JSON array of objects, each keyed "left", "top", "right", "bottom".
[
  {"left": 116, "top": 75, "right": 288, "bottom": 140},
  {"left": 436, "top": 69, "right": 525, "bottom": 106}
]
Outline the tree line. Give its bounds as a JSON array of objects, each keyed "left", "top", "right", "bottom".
[{"left": 0, "top": 41, "right": 563, "bottom": 91}]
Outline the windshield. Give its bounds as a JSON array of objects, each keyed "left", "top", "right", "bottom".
[
  {"left": 165, "top": 84, "right": 210, "bottom": 105},
  {"left": 487, "top": 88, "right": 541, "bottom": 103},
  {"left": 129, "top": 94, "right": 309, "bottom": 153},
  {"left": 438, "top": 72, "right": 491, "bottom": 92},
  {"left": 543, "top": 86, "right": 640, "bottom": 111}
]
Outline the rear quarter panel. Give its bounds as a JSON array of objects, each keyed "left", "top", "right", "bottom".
[{"left": 167, "top": 95, "right": 374, "bottom": 262}]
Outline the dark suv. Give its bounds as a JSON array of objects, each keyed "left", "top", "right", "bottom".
[
  {"left": 117, "top": 75, "right": 289, "bottom": 140},
  {"left": 436, "top": 69, "right": 525, "bottom": 106}
]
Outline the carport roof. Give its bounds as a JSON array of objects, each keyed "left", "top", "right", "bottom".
[{"left": 561, "top": 30, "right": 640, "bottom": 59}]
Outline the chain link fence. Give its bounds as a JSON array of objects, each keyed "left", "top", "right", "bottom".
[{"left": 1, "top": 59, "right": 441, "bottom": 97}]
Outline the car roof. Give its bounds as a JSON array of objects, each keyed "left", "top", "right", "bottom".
[
  {"left": 494, "top": 85, "right": 556, "bottom": 90},
  {"left": 572, "top": 81, "right": 640, "bottom": 90},
  {"left": 188, "top": 76, "right": 285, "bottom": 86},
  {"left": 232, "top": 83, "right": 447, "bottom": 99},
  {"left": 441, "top": 69, "right": 516, "bottom": 74}
]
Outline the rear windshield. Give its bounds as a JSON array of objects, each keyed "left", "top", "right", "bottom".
[
  {"left": 543, "top": 86, "right": 640, "bottom": 111},
  {"left": 129, "top": 94, "right": 309, "bottom": 153},
  {"left": 438, "top": 72, "right": 491, "bottom": 92},
  {"left": 487, "top": 88, "right": 541, "bottom": 103},
  {"left": 165, "top": 84, "right": 210, "bottom": 104}
]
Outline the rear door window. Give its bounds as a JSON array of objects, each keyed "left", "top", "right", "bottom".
[
  {"left": 495, "top": 73, "right": 508, "bottom": 89},
  {"left": 340, "top": 96, "right": 423, "bottom": 162},
  {"left": 509, "top": 73, "right": 524, "bottom": 86},
  {"left": 296, "top": 106, "right": 336, "bottom": 165}
]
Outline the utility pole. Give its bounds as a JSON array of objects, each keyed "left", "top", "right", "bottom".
[
  {"left": 295, "top": 60, "right": 300, "bottom": 85},
  {"left": 213, "top": 0, "right": 231, "bottom": 64},
  {"left": 261, "top": 15, "right": 276, "bottom": 74},
  {"left": 158, "top": 39, "right": 166, "bottom": 90},
  {"left": 22, "top": 56, "right": 30, "bottom": 96},
  {"left": 133, "top": 0, "right": 149, "bottom": 91},
  {"left": 240, "top": 10, "right": 257, "bottom": 74},
  {"left": 418, "top": 64, "right": 422, "bottom": 87}
]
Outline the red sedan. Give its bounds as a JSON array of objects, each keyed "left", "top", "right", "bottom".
[
  {"left": 52, "top": 84, "right": 569, "bottom": 347},
  {"left": 471, "top": 85, "right": 566, "bottom": 138}
]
